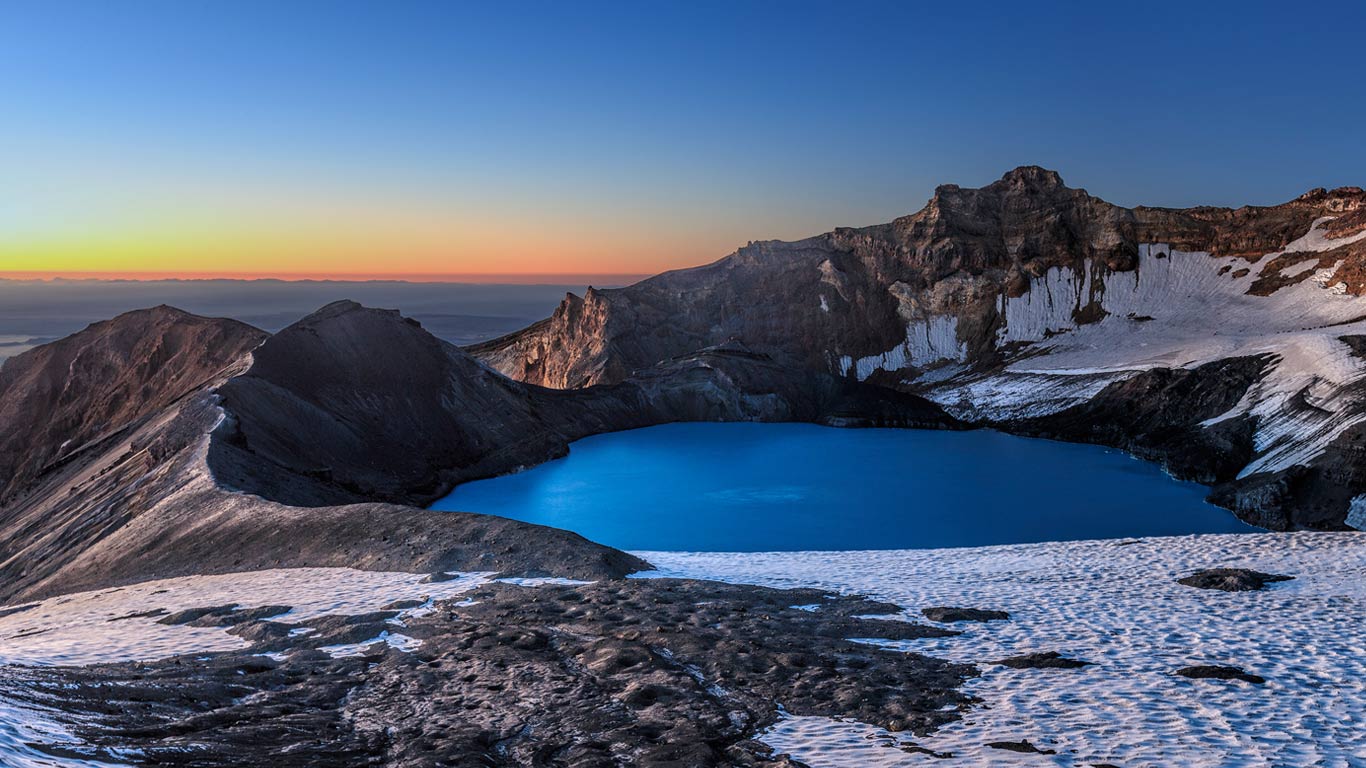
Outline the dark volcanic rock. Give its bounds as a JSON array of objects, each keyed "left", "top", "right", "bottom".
[
  {"left": 1210, "top": 414, "right": 1366, "bottom": 531},
  {"left": 158, "top": 605, "right": 293, "bottom": 627},
  {"left": 1176, "top": 568, "right": 1294, "bottom": 592},
  {"left": 1007, "top": 356, "right": 1271, "bottom": 484},
  {"left": 13, "top": 579, "right": 976, "bottom": 767},
  {"left": 922, "top": 606, "right": 1010, "bottom": 623},
  {"left": 985, "top": 739, "right": 1057, "bottom": 754},
  {"left": 0, "top": 603, "right": 38, "bottom": 619},
  {"left": 157, "top": 604, "right": 242, "bottom": 625},
  {"left": 1176, "top": 665, "right": 1266, "bottom": 684},
  {"left": 991, "top": 651, "right": 1090, "bottom": 669}
]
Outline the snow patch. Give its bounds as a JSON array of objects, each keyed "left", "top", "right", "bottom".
[
  {"left": 0, "top": 568, "right": 490, "bottom": 667},
  {"left": 930, "top": 217, "right": 1366, "bottom": 475},
  {"left": 0, "top": 689, "right": 129, "bottom": 767},
  {"left": 318, "top": 630, "right": 422, "bottom": 658},
  {"left": 1347, "top": 496, "right": 1366, "bottom": 531},
  {"left": 842, "top": 315, "right": 967, "bottom": 380}
]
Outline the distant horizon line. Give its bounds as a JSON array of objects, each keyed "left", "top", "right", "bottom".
[{"left": 0, "top": 270, "right": 653, "bottom": 286}]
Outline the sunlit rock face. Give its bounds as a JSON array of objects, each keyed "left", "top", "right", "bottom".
[{"left": 471, "top": 167, "right": 1366, "bottom": 529}]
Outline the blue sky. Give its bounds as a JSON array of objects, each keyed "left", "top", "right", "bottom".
[{"left": 2, "top": 0, "right": 1364, "bottom": 277}]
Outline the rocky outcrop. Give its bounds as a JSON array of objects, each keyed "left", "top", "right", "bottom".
[
  {"left": 471, "top": 167, "right": 1366, "bottom": 529},
  {"left": 1005, "top": 356, "right": 1271, "bottom": 484},
  {"left": 1176, "top": 665, "right": 1266, "bottom": 684},
  {"left": 985, "top": 739, "right": 1058, "bottom": 755},
  {"left": 1176, "top": 568, "right": 1294, "bottom": 592},
  {"left": 991, "top": 651, "right": 1090, "bottom": 669},
  {"left": 922, "top": 606, "right": 1010, "bottom": 622},
  {"left": 472, "top": 168, "right": 1365, "bottom": 391}
]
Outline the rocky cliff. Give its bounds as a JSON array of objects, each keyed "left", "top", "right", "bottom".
[{"left": 472, "top": 167, "right": 1366, "bottom": 529}]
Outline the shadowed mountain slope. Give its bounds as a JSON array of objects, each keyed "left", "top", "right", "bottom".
[
  {"left": 0, "top": 306, "right": 267, "bottom": 502},
  {"left": 211, "top": 300, "right": 958, "bottom": 508}
]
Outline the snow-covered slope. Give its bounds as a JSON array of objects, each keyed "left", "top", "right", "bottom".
[
  {"left": 0, "top": 567, "right": 494, "bottom": 768},
  {"left": 922, "top": 218, "right": 1366, "bottom": 484},
  {"left": 11, "top": 533, "right": 1361, "bottom": 767},
  {"left": 642, "top": 531, "right": 1366, "bottom": 767}
]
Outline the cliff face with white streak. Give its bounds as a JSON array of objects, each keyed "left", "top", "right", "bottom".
[{"left": 472, "top": 167, "right": 1366, "bottom": 529}]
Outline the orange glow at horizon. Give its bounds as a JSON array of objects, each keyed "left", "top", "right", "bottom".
[
  {"left": 0, "top": 219, "right": 738, "bottom": 283},
  {"left": 0, "top": 268, "right": 652, "bottom": 284}
]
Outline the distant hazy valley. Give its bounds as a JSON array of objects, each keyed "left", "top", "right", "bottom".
[{"left": 0, "top": 278, "right": 623, "bottom": 361}]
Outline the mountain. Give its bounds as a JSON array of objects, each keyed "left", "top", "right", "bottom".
[
  {"left": 5, "top": 164, "right": 1366, "bottom": 602},
  {"left": 472, "top": 167, "right": 1366, "bottom": 529},
  {"left": 0, "top": 306, "right": 267, "bottom": 502},
  {"left": 0, "top": 299, "right": 952, "bottom": 603}
]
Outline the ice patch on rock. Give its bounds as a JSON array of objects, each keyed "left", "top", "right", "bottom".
[
  {"left": 0, "top": 568, "right": 490, "bottom": 667},
  {"left": 318, "top": 629, "right": 422, "bottom": 658},
  {"left": 1347, "top": 495, "right": 1366, "bottom": 531},
  {"left": 0, "top": 691, "right": 128, "bottom": 767},
  {"left": 841, "top": 315, "right": 967, "bottom": 380}
]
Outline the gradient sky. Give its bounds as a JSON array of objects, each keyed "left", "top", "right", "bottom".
[{"left": 3, "top": 0, "right": 1365, "bottom": 280}]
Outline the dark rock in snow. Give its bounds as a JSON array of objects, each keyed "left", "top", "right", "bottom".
[
  {"left": 922, "top": 606, "right": 1010, "bottom": 623},
  {"left": 157, "top": 605, "right": 242, "bottom": 626},
  {"left": 0, "top": 603, "right": 38, "bottom": 619},
  {"left": 1177, "top": 568, "right": 1294, "bottom": 592},
  {"left": 1176, "top": 665, "right": 1266, "bottom": 684},
  {"left": 986, "top": 739, "right": 1057, "bottom": 754},
  {"left": 991, "top": 651, "right": 1090, "bottom": 669},
  {"left": 157, "top": 604, "right": 291, "bottom": 627}
]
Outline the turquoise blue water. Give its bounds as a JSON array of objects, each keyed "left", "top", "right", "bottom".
[{"left": 430, "top": 423, "right": 1256, "bottom": 551}]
